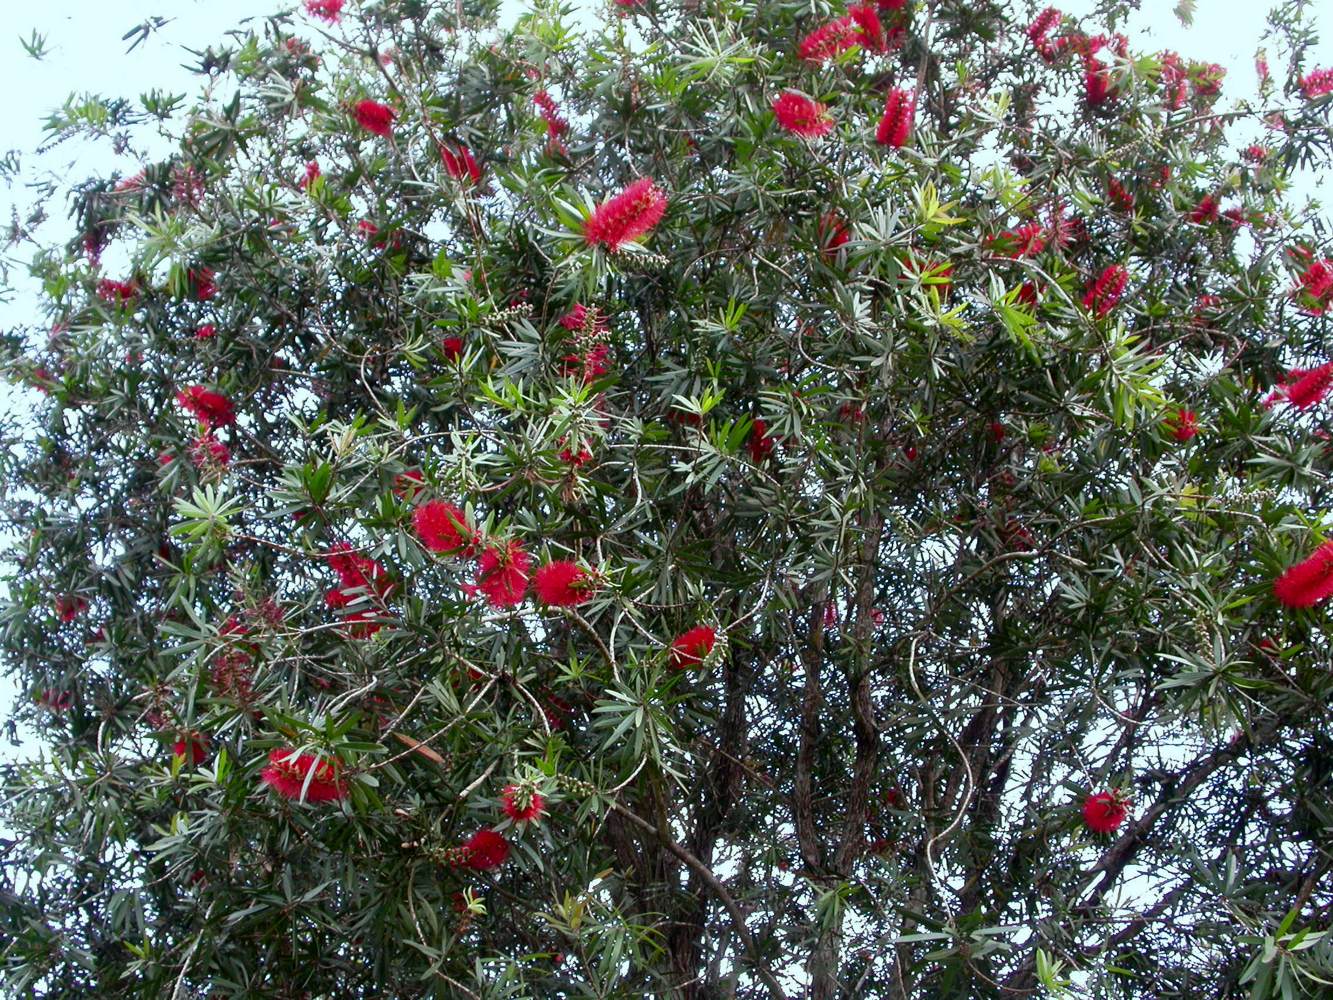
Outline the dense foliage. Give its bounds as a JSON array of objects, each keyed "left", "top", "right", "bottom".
[{"left": 2, "top": 0, "right": 1333, "bottom": 996}]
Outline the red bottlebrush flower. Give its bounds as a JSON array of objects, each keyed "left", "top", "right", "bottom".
[
  {"left": 988, "top": 421, "right": 1006, "bottom": 443},
  {"left": 1293, "top": 260, "right": 1333, "bottom": 315},
  {"left": 877, "top": 0, "right": 907, "bottom": 8},
  {"left": 475, "top": 540, "right": 532, "bottom": 608},
  {"left": 1300, "top": 67, "right": 1333, "bottom": 99},
  {"left": 1016, "top": 281, "right": 1040, "bottom": 307},
  {"left": 55, "top": 595, "right": 88, "bottom": 623},
  {"left": 195, "top": 324, "right": 216, "bottom": 340},
  {"left": 325, "top": 544, "right": 395, "bottom": 635},
  {"left": 560, "top": 343, "right": 614, "bottom": 384},
  {"left": 1274, "top": 541, "right": 1333, "bottom": 608},
  {"left": 176, "top": 385, "right": 237, "bottom": 429},
  {"left": 37, "top": 688, "right": 73, "bottom": 712},
  {"left": 773, "top": 91, "right": 836, "bottom": 138},
  {"left": 441, "top": 336, "right": 465, "bottom": 362},
  {"left": 533, "top": 560, "right": 592, "bottom": 606},
  {"left": 1167, "top": 409, "right": 1198, "bottom": 443},
  {"left": 798, "top": 17, "right": 860, "bottom": 63},
  {"left": 559, "top": 303, "right": 610, "bottom": 335},
  {"left": 1084, "top": 57, "right": 1115, "bottom": 105},
  {"left": 261, "top": 749, "right": 348, "bottom": 803},
  {"left": 171, "top": 165, "right": 206, "bottom": 207},
  {"left": 748, "top": 419, "right": 777, "bottom": 462},
  {"left": 990, "top": 222, "right": 1045, "bottom": 258},
  {"left": 304, "top": 0, "right": 343, "bottom": 23},
  {"left": 1190, "top": 194, "right": 1219, "bottom": 225},
  {"left": 460, "top": 829, "right": 510, "bottom": 870},
  {"left": 173, "top": 733, "right": 210, "bottom": 766},
  {"left": 670, "top": 625, "right": 717, "bottom": 669},
  {"left": 413, "top": 500, "right": 477, "bottom": 555},
  {"left": 533, "top": 89, "right": 569, "bottom": 138},
  {"left": 1106, "top": 176, "right": 1134, "bottom": 212},
  {"left": 1192, "top": 62, "right": 1225, "bottom": 99},
  {"left": 1160, "top": 51, "right": 1189, "bottom": 109},
  {"left": 1271, "top": 361, "right": 1333, "bottom": 410},
  {"left": 300, "top": 160, "right": 321, "bottom": 189},
  {"left": 189, "top": 267, "right": 217, "bottom": 301},
  {"left": 1243, "top": 144, "right": 1269, "bottom": 164},
  {"left": 559, "top": 442, "right": 594, "bottom": 466},
  {"left": 1026, "top": 7, "right": 1061, "bottom": 51},
  {"left": 353, "top": 99, "right": 396, "bottom": 137},
  {"left": 440, "top": 143, "right": 483, "bottom": 185},
  {"left": 501, "top": 784, "right": 546, "bottom": 824},
  {"left": 1082, "top": 264, "right": 1128, "bottom": 318},
  {"left": 96, "top": 278, "right": 138, "bottom": 307},
  {"left": 190, "top": 434, "right": 231, "bottom": 468},
  {"left": 1082, "top": 790, "right": 1129, "bottom": 834},
  {"left": 114, "top": 170, "right": 146, "bottom": 193},
  {"left": 583, "top": 177, "right": 667, "bottom": 250},
  {"left": 875, "top": 88, "right": 916, "bottom": 148},
  {"left": 848, "top": 5, "right": 886, "bottom": 52},
  {"left": 1045, "top": 200, "right": 1086, "bottom": 250},
  {"left": 818, "top": 211, "right": 851, "bottom": 257}
]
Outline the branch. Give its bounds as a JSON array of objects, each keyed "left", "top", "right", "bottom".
[{"left": 607, "top": 801, "right": 787, "bottom": 1000}]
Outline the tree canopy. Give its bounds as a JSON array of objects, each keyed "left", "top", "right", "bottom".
[{"left": 2, "top": 0, "right": 1333, "bottom": 996}]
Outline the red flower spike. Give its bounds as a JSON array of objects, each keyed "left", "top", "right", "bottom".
[
  {"left": 434, "top": 337, "right": 462, "bottom": 364},
  {"left": 190, "top": 435, "right": 231, "bottom": 468},
  {"left": 195, "top": 324, "right": 216, "bottom": 340},
  {"left": 773, "top": 91, "right": 836, "bottom": 138},
  {"left": 176, "top": 385, "right": 236, "bottom": 429},
  {"left": 440, "top": 143, "right": 483, "bottom": 185},
  {"left": 1293, "top": 260, "right": 1333, "bottom": 315},
  {"left": 534, "top": 561, "right": 593, "bottom": 607},
  {"left": 304, "top": 0, "right": 343, "bottom": 23},
  {"left": 1167, "top": 409, "right": 1198, "bottom": 443},
  {"left": 818, "top": 212, "right": 851, "bottom": 257},
  {"left": 1300, "top": 68, "right": 1333, "bottom": 99},
  {"left": 670, "top": 625, "right": 717, "bottom": 669},
  {"left": 55, "top": 595, "right": 89, "bottom": 623},
  {"left": 748, "top": 419, "right": 777, "bottom": 462},
  {"left": 413, "top": 500, "right": 477, "bottom": 555},
  {"left": 798, "top": 17, "right": 860, "bottom": 64},
  {"left": 475, "top": 540, "right": 532, "bottom": 608},
  {"left": 300, "top": 160, "right": 321, "bottom": 189},
  {"left": 533, "top": 89, "right": 569, "bottom": 138},
  {"left": 174, "top": 733, "right": 210, "bottom": 766},
  {"left": 875, "top": 88, "right": 916, "bottom": 148},
  {"left": 1106, "top": 177, "right": 1134, "bottom": 212},
  {"left": 96, "top": 278, "right": 138, "bottom": 306},
  {"left": 261, "top": 749, "right": 348, "bottom": 803},
  {"left": 459, "top": 829, "right": 510, "bottom": 870},
  {"left": 848, "top": 5, "right": 886, "bottom": 52},
  {"left": 1274, "top": 540, "right": 1333, "bottom": 608},
  {"left": 324, "top": 545, "right": 395, "bottom": 637},
  {"left": 1190, "top": 194, "right": 1219, "bottom": 225},
  {"left": 189, "top": 267, "right": 217, "bottom": 301},
  {"left": 1281, "top": 361, "right": 1333, "bottom": 410},
  {"left": 1082, "top": 790, "right": 1129, "bottom": 834},
  {"left": 583, "top": 178, "right": 667, "bottom": 250},
  {"left": 1026, "top": 7, "right": 1061, "bottom": 51},
  {"left": 1082, "top": 264, "right": 1128, "bottom": 318},
  {"left": 353, "top": 99, "right": 396, "bottom": 137},
  {"left": 394, "top": 469, "right": 425, "bottom": 500},
  {"left": 501, "top": 785, "right": 546, "bottom": 824}
]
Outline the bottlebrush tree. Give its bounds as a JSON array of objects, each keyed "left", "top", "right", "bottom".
[{"left": 4, "top": 0, "right": 1333, "bottom": 996}]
